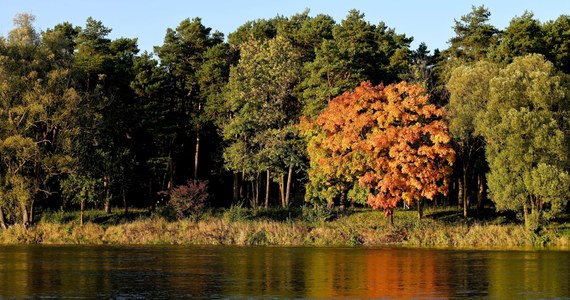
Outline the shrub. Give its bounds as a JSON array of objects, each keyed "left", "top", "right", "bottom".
[
  {"left": 168, "top": 180, "right": 209, "bottom": 220},
  {"left": 223, "top": 202, "right": 252, "bottom": 222},
  {"left": 301, "top": 205, "right": 337, "bottom": 224}
]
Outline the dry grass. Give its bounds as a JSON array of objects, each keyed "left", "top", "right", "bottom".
[{"left": 0, "top": 208, "right": 568, "bottom": 249}]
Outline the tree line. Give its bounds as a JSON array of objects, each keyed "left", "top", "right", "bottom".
[{"left": 0, "top": 6, "right": 568, "bottom": 230}]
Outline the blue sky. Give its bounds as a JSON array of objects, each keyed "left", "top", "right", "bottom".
[{"left": 0, "top": 1, "right": 568, "bottom": 53}]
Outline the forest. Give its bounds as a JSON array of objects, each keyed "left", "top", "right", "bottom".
[{"left": 0, "top": 5, "right": 569, "bottom": 233}]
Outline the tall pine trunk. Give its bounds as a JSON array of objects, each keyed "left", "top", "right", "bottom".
[
  {"left": 240, "top": 171, "right": 245, "bottom": 200},
  {"left": 255, "top": 175, "right": 260, "bottom": 208},
  {"left": 279, "top": 174, "right": 285, "bottom": 207},
  {"left": 462, "top": 166, "right": 468, "bottom": 218},
  {"left": 194, "top": 132, "right": 200, "bottom": 180},
  {"left": 123, "top": 186, "right": 128, "bottom": 214},
  {"left": 265, "top": 170, "right": 270, "bottom": 208},
  {"left": 194, "top": 103, "right": 201, "bottom": 181},
  {"left": 285, "top": 165, "right": 293, "bottom": 207}
]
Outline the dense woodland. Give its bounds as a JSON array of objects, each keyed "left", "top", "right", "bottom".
[{"left": 0, "top": 6, "right": 569, "bottom": 230}]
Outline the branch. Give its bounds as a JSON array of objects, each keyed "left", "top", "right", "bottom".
[{"left": 35, "top": 139, "right": 53, "bottom": 145}]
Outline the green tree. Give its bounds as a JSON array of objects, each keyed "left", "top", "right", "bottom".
[
  {"left": 543, "top": 15, "right": 570, "bottom": 73},
  {"left": 490, "top": 12, "right": 545, "bottom": 63},
  {"left": 228, "top": 18, "right": 277, "bottom": 47},
  {"left": 130, "top": 52, "right": 176, "bottom": 200},
  {"left": 71, "top": 18, "right": 139, "bottom": 214},
  {"left": 477, "top": 54, "right": 570, "bottom": 230},
  {"left": 299, "top": 10, "right": 411, "bottom": 119},
  {"left": 398, "top": 42, "right": 440, "bottom": 92},
  {"left": 446, "top": 60, "right": 499, "bottom": 217},
  {"left": 446, "top": 5, "right": 499, "bottom": 62},
  {"left": 154, "top": 17, "right": 224, "bottom": 185},
  {"left": 222, "top": 35, "right": 302, "bottom": 207},
  {"left": 276, "top": 10, "right": 335, "bottom": 62},
  {"left": 300, "top": 39, "right": 356, "bottom": 118},
  {"left": 0, "top": 14, "right": 80, "bottom": 226},
  {"left": 60, "top": 174, "right": 100, "bottom": 225},
  {"left": 73, "top": 17, "right": 112, "bottom": 89},
  {"left": 196, "top": 43, "right": 233, "bottom": 181}
]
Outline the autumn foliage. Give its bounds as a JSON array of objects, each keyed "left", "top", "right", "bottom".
[
  {"left": 301, "top": 81, "right": 455, "bottom": 219},
  {"left": 167, "top": 180, "right": 209, "bottom": 220}
]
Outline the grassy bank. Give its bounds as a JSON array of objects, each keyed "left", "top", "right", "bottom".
[{"left": 0, "top": 207, "right": 568, "bottom": 248}]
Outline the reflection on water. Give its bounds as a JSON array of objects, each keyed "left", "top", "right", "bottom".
[{"left": 0, "top": 245, "right": 568, "bottom": 298}]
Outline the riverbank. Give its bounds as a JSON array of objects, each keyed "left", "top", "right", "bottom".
[{"left": 0, "top": 207, "right": 568, "bottom": 248}]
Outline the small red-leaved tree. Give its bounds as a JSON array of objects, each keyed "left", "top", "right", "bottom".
[
  {"left": 168, "top": 180, "right": 209, "bottom": 220},
  {"left": 302, "top": 81, "right": 454, "bottom": 223}
]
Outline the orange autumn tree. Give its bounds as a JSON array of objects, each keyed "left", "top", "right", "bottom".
[
  {"left": 300, "top": 82, "right": 372, "bottom": 207},
  {"left": 301, "top": 81, "right": 454, "bottom": 222}
]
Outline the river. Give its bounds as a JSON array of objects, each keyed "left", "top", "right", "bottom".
[{"left": 0, "top": 245, "right": 568, "bottom": 299}]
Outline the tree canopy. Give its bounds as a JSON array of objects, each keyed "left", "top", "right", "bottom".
[{"left": 301, "top": 82, "right": 455, "bottom": 221}]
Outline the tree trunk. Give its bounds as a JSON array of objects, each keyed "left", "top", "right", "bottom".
[
  {"left": 476, "top": 172, "right": 485, "bottom": 216},
  {"left": 279, "top": 174, "right": 285, "bottom": 208},
  {"left": 194, "top": 132, "right": 200, "bottom": 181},
  {"left": 21, "top": 202, "right": 29, "bottom": 228},
  {"left": 523, "top": 201, "right": 530, "bottom": 231},
  {"left": 265, "top": 170, "right": 270, "bottom": 208},
  {"left": 255, "top": 174, "right": 260, "bottom": 208},
  {"left": 249, "top": 180, "right": 255, "bottom": 208},
  {"left": 250, "top": 177, "right": 260, "bottom": 209},
  {"left": 29, "top": 199, "right": 35, "bottom": 225},
  {"left": 104, "top": 195, "right": 112, "bottom": 213},
  {"left": 80, "top": 199, "right": 85, "bottom": 226},
  {"left": 285, "top": 165, "right": 293, "bottom": 207},
  {"left": 240, "top": 171, "right": 245, "bottom": 200},
  {"left": 0, "top": 206, "right": 7, "bottom": 229},
  {"left": 104, "top": 176, "right": 112, "bottom": 214},
  {"left": 194, "top": 103, "right": 202, "bottom": 180},
  {"left": 417, "top": 198, "right": 423, "bottom": 220},
  {"left": 123, "top": 186, "right": 128, "bottom": 214},
  {"left": 457, "top": 177, "right": 463, "bottom": 210},
  {"left": 233, "top": 173, "right": 239, "bottom": 204},
  {"left": 462, "top": 170, "right": 468, "bottom": 218},
  {"left": 389, "top": 209, "right": 394, "bottom": 226}
]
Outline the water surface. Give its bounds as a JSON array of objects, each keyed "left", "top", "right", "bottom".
[{"left": 0, "top": 245, "right": 568, "bottom": 299}]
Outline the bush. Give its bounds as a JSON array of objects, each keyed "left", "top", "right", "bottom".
[
  {"left": 301, "top": 205, "right": 337, "bottom": 224},
  {"left": 223, "top": 202, "right": 252, "bottom": 222},
  {"left": 167, "top": 180, "right": 209, "bottom": 220}
]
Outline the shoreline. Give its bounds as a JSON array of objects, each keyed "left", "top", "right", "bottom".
[{"left": 0, "top": 208, "right": 568, "bottom": 249}]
